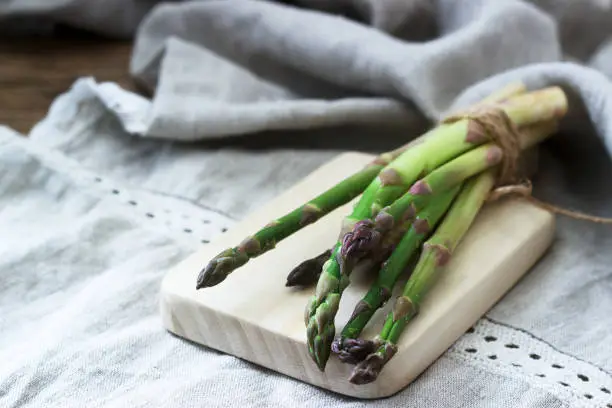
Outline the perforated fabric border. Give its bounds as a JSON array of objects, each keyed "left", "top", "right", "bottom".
[
  {"left": 450, "top": 318, "right": 612, "bottom": 407},
  {"left": 0, "top": 127, "right": 235, "bottom": 248}
]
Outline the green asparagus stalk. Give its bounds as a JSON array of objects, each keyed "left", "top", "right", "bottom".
[
  {"left": 348, "top": 170, "right": 496, "bottom": 385},
  {"left": 305, "top": 87, "right": 567, "bottom": 371},
  {"left": 332, "top": 185, "right": 461, "bottom": 364}
]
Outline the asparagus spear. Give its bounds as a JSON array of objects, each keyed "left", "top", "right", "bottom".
[
  {"left": 332, "top": 185, "right": 461, "bottom": 364},
  {"left": 306, "top": 87, "right": 567, "bottom": 371},
  {"left": 348, "top": 170, "right": 496, "bottom": 385}
]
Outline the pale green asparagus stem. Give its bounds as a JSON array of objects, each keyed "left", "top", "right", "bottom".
[{"left": 348, "top": 171, "right": 496, "bottom": 384}]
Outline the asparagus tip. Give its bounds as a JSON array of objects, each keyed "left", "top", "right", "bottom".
[
  {"left": 340, "top": 220, "right": 382, "bottom": 273},
  {"left": 285, "top": 250, "right": 331, "bottom": 287},
  {"left": 348, "top": 342, "right": 397, "bottom": 384},
  {"left": 348, "top": 356, "right": 384, "bottom": 385},
  {"left": 195, "top": 248, "right": 249, "bottom": 290},
  {"left": 331, "top": 336, "right": 377, "bottom": 365},
  {"left": 310, "top": 330, "right": 334, "bottom": 371},
  {"left": 285, "top": 263, "right": 315, "bottom": 287},
  {"left": 314, "top": 356, "right": 327, "bottom": 372},
  {"left": 307, "top": 294, "right": 340, "bottom": 371},
  {"left": 195, "top": 262, "right": 227, "bottom": 289}
]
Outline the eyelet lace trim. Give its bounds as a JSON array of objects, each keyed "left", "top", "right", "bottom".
[{"left": 450, "top": 318, "right": 612, "bottom": 407}]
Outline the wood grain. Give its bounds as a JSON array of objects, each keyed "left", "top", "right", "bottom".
[
  {"left": 159, "top": 151, "right": 556, "bottom": 399},
  {"left": 0, "top": 32, "right": 136, "bottom": 134}
]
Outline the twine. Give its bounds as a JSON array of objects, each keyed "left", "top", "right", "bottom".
[
  {"left": 442, "top": 106, "right": 612, "bottom": 225},
  {"left": 443, "top": 105, "right": 522, "bottom": 186},
  {"left": 487, "top": 180, "right": 612, "bottom": 224}
]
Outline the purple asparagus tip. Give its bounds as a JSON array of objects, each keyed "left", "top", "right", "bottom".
[
  {"left": 348, "top": 352, "right": 385, "bottom": 384},
  {"left": 331, "top": 337, "right": 377, "bottom": 365},
  {"left": 340, "top": 220, "right": 382, "bottom": 274},
  {"left": 196, "top": 259, "right": 229, "bottom": 289},
  {"left": 348, "top": 343, "right": 397, "bottom": 384},
  {"left": 285, "top": 250, "right": 331, "bottom": 287}
]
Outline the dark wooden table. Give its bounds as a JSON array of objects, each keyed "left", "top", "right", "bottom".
[{"left": 0, "top": 32, "right": 136, "bottom": 134}]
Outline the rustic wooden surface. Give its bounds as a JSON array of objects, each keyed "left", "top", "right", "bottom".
[
  {"left": 160, "top": 151, "right": 556, "bottom": 399},
  {"left": 0, "top": 32, "right": 136, "bottom": 134}
]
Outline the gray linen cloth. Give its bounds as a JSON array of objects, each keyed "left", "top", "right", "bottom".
[{"left": 2, "top": 0, "right": 612, "bottom": 407}]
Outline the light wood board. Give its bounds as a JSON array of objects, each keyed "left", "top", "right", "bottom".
[{"left": 159, "top": 152, "right": 556, "bottom": 399}]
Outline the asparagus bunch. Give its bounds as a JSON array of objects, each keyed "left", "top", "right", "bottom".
[
  {"left": 194, "top": 82, "right": 569, "bottom": 383},
  {"left": 305, "top": 87, "right": 567, "bottom": 371}
]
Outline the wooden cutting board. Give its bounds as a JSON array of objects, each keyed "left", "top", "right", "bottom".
[{"left": 159, "top": 151, "right": 555, "bottom": 399}]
